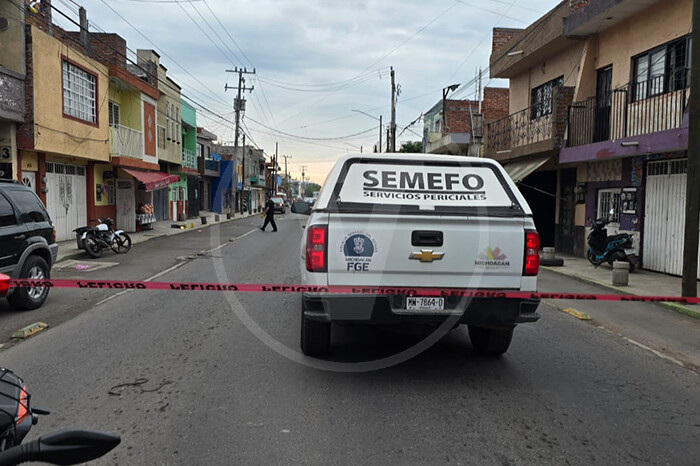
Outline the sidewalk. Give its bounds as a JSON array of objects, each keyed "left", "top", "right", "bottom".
[
  {"left": 543, "top": 254, "right": 700, "bottom": 318},
  {"left": 56, "top": 211, "right": 258, "bottom": 263}
]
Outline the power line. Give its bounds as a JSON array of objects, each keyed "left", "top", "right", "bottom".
[
  {"left": 246, "top": 117, "right": 377, "bottom": 141},
  {"left": 98, "top": 0, "right": 229, "bottom": 107}
]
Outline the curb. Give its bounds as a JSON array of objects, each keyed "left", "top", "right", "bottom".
[
  {"left": 55, "top": 213, "right": 258, "bottom": 264},
  {"left": 541, "top": 266, "right": 700, "bottom": 320}
]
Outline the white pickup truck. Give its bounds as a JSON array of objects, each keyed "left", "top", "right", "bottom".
[{"left": 293, "top": 153, "right": 541, "bottom": 357}]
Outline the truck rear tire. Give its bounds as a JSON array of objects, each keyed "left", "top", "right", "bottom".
[
  {"left": 468, "top": 325, "right": 514, "bottom": 357},
  {"left": 300, "top": 305, "right": 331, "bottom": 356}
]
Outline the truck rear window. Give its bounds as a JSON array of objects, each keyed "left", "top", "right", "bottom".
[{"left": 330, "top": 159, "right": 523, "bottom": 215}]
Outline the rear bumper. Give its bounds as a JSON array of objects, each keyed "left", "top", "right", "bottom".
[
  {"left": 49, "top": 243, "right": 59, "bottom": 267},
  {"left": 302, "top": 293, "right": 540, "bottom": 327}
]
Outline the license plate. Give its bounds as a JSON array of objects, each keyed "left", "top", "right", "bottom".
[
  {"left": 624, "top": 248, "right": 636, "bottom": 255},
  {"left": 406, "top": 297, "right": 445, "bottom": 312}
]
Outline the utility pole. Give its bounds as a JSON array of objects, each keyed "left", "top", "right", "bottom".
[
  {"left": 390, "top": 66, "right": 396, "bottom": 152},
  {"left": 300, "top": 165, "right": 308, "bottom": 198},
  {"left": 682, "top": 0, "right": 700, "bottom": 297},
  {"left": 225, "top": 66, "right": 255, "bottom": 215},
  {"left": 379, "top": 115, "right": 383, "bottom": 153},
  {"left": 281, "top": 155, "right": 292, "bottom": 197},
  {"left": 241, "top": 133, "right": 246, "bottom": 213},
  {"left": 274, "top": 142, "right": 278, "bottom": 195}
]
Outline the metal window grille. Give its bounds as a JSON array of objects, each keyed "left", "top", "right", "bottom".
[
  {"left": 670, "top": 159, "right": 687, "bottom": 175},
  {"left": 76, "top": 166, "right": 85, "bottom": 176},
  {"left": 65, "top": 165, "right": 76, "bottom": 175},
  {"left": 45, "top": 162, "right": 54, "bottom": 173},
  {"left": 54, "top": 164, "right": 65, "bottom": 174},
  {"left": 108, "top": 101, "right": 120, "bottom": 127},
  {"left": 62, "top": 61, "right": 97, "bottom": 123},
  {"left": 597, "top": 188, "right": 621, "bottom": 223}
]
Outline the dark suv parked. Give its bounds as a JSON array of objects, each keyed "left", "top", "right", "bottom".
[{"left": 0, "top": 180, "right": 58, "bottom": 310}]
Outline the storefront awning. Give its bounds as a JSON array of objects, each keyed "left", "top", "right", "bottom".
[
  {"left": 502, "top": 156, "right": 550, "bottom": 183},
  {"left": 122, "top": 168, "right": 180, "bottom": 192}
]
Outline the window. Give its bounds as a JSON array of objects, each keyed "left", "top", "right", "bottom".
[
  {"left": 531, "top": 76, "right": 563, "bottom": 119},
  {"left": 108, "top": 101, "right": 120, "bottom": 127},
  {"left": 197, "top": 143, "right": 203, "bottom": 158},
  {"left": 0, "top": 194, "right": 17, "bottom": 227},
  {"left": 62, "top": 60, "right": 97, "bottom": 124},
  {"left": 158, "top": 125, "right": 166, "bottom": 149},
  {"left": 12, "top": 190, "right": 48, "bottom": 223},
  {"left": 597, "top": 188, "right": 621, "bottom": 224},
  {"left": 633, "top": 35, "right": 691, "bottom": 101}
]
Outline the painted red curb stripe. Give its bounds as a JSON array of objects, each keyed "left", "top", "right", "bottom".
[{"left": 8, "top": 279, "right": 700, "bottom": 304}]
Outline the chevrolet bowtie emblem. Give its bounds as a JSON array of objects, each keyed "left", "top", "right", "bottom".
[{"left": 409, "top": 250, "right": 445, "bottom": 263}]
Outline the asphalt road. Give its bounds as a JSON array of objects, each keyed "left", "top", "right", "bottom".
[{"left": 1, "top": 214, "right": 699, "bottom": 465}]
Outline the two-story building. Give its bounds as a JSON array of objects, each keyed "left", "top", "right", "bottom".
[
  {"left": 486, "top": 4, "right": 579, "bottom": 251},
  {"left": 423, "top": 87, "right": 510, "bottom": 156},
  {"left": 487, "top": 0, "right": 698, "bottom": 277},
  {"left": 134, "top": 49, "right": 182, "bottom": 222},
  {"left": 196, "top": 126, "right": 220, "bottom": 212},
  {"left": 0, "top": 0, "right": 26, "bottom": 183},
  {"left": 17, "top": 12, "right": 111, "bottom": 241},
  {"left": 174, "top": 99, "right": 198, "bottom": 220},
  {"left": 66, "top": 31, "right": 181, "bottom": 233},
  {"left": 561, "top": 0, "right": 696, "bottom": 277}
]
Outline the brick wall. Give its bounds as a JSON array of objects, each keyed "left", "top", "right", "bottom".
[
  {"left": 483, "top": 87, "right": 509, "bottom": 123},
  {"left": 492, "top": 27, "right": 523, "bottom": 53},
  {"left": 570, "top": 0, "right": 592, "bottom": 12},
  {"left": 17, "top": 25, "right": 34, "bottom": 150},
  {"left": 554, "top": 86, "right": 575, "bottom": 149},
  {"left": 445, "top": 100, "right": 478, "bottom": 134}
]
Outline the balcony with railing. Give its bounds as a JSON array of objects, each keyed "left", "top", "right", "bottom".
[
  {"left": 567, "top": 77, "right": 689, "bottom": 148},
  {"left": 109, "top": 125, "right": 143, "bottom": 159},
  {"left": 485, "top": 87, "right": 573, "bottom": 162},
  {"left": 182, "top": 147, "right": 197, "bottom": 170}
]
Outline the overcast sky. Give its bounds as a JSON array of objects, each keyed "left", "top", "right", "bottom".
[{"left": 58, "top": 0, "right": 561, "bottom": 183}]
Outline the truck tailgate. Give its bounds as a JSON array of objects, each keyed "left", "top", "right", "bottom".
[{"left": 327, "top": 214, "right": 525, "bottom": 288}]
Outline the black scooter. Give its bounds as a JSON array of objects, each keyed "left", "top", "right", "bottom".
[{"left": 587, "top": 210, "right": 638, "bottom": 272}]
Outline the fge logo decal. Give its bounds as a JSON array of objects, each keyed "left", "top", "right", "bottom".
[
  {"left": 474, "top": 247, "right": 510, "bottom": 268},
  {"left": 340, "top": 233, "right": 378, "bottom": 271}
]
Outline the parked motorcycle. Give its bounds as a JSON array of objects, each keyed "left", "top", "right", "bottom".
[
  {"left": 74, "top": 218, "right": 131, "bottom": 259},
  {"left": 587, "top": 210, "right": 638, "bottom": 272},
  {"left": 0, "top": 367, "right": 120, "bottom": 465}
]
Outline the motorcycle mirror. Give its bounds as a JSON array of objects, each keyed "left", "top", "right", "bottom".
[
  {"left": 0, "top": 430, "right": 121, "bottom": 466},
  {"left": 609, "top": 208, "right": 615, "bottom": 216}
]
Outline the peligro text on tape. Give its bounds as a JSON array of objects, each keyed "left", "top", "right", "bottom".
[{"left": 7, "top": 279, "right": 700, "bottom": 304}]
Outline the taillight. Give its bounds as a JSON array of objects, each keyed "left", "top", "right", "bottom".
[
  {"left": 0, "top": 273, "right": 10, "bottom": 297},
  {"left": 52, "top": 227, "right": 56, "bottom": 242},
  {"left": 524, "top": 230, "right": 540, "bottom": 276},
  {"left": 306, "top": 225, "right": 327, "bottom": 272},
  {"left": 16, "top": 385, "right": 29, "bottom": 424}
]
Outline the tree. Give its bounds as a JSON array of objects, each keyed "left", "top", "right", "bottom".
[
  {"left": 304, "top": 182, "right": 322, "bottom": 197},
  {"left": 399, "top": 141, "right": 423, "bottom": 153}
]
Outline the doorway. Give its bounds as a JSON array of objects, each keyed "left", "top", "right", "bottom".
[{"left": 594, "top": 66, "right": 613, "bottom": 143}]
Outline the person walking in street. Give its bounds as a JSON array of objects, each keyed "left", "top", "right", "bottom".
[{"left": 260, "top": 194, "right": 278, "bottom": 232}]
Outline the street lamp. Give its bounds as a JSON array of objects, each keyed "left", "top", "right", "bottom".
[
  {"left": 442, "top": 84, "right": 460, "bottom": 134},
  {"left": 352, "top": 109, "right": 383, "bottom": 153}
]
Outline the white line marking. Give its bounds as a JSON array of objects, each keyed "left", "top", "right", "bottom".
[
  {"left": 91, "top": 229, "right": 258, "bottom": 307},
  {"left": 621, "top": 336, "right": 687, "bottom": 369}
]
